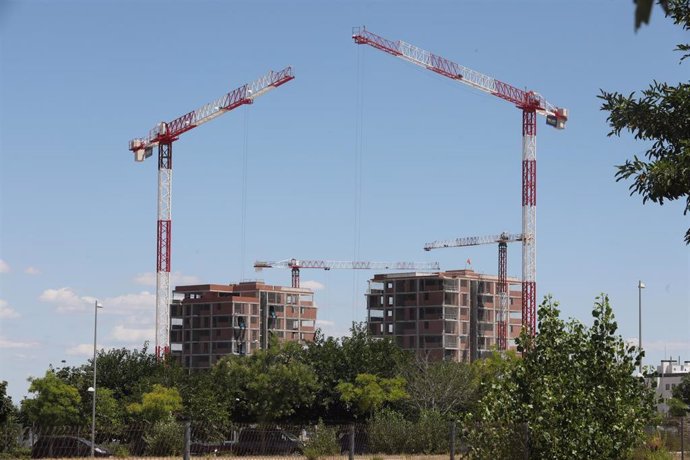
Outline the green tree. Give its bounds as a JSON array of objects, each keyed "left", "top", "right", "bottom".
[
  {"left": 302, "top": 324, "right": 410, "bottom": 421},
  {"left": 178, "top": 371, "right": 230, "bottom": 441},
  {"left": 213, "top": 340, "right": 318, "bottom": 422},
  {"left": 600, "top": 0, "right": 690, "bottom": 243},
  {"left": 634, "top": 0, "right": 671, "bottom": 30},
  {"left": 403, "top": 355, "right": 478, "bottom": 417},
  {"left": 0, "top": 381, "right": 22, "bottom": 454},
  {"left": 127, "top": 384, "right": 182, "bottom": 424},
  {"left": 21, "top": 371, "right": 82, "bottom": 426},
  {"left": 337, "top": 373, "right": 408, "bottom": 417},
  {"left": 673, "top": 372, "right": 690, "bottom": 405},
  {"left": 93, "top": 387, "right": 124, "bottom": 431},
  {"left": 0, "top": 381, "right": 14, "bottom": 425},
  {"left": 466, "top": 295, "right": 655, "bottom": 460}
]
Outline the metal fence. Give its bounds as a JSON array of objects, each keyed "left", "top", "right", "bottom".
[{"left": 1, "top": 418, "right": 688, "bottom": 459}]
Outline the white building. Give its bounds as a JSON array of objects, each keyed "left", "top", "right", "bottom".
[{"left": 650, "top": 358, "right": 690, "bottom": 414}]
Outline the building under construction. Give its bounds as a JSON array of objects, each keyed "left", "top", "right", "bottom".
[
  {"left": 169, "top": 281, "right": 316, "bottom": 370},
  {"left": 366, "top": 270, "right": 522, "bottom": 362}
]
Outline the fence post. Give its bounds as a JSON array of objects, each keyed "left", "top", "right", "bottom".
[
  {"left": 681, "top": 416, "right": 685, "bottom": 460},
  {"left": 348, "top": 423, "right": 355, "bottom": 460},
  {"left": 450, "top": 420, "right": 456, "bottom": 460},
  {"left": 183, "top": 420, "right": 191, "bottom": 460}
]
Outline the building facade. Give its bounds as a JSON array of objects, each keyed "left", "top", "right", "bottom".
[
  {"left": 650, "top": 358, "right": 690, "bottom": 414},
  {"left": 366, "top": 270, "right": 522, "bottom": 362},
  {"left": 169, "top": 281, "right": 317, "bottom": 370}
]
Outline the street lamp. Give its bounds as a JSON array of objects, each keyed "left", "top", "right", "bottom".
[
  {"left": 638, "top": 281, "right": 645, "bottom": 376},
  {"left": 91, "top": 300, "right": 103, "bottom": 457}
]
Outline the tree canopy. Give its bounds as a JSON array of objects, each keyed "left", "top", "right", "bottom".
[
  {"left": 21, "top": 371, "right": 83, "bottom": 427},
  {"left": 466, "top": 295, "right": 655, "bottom": 459},
  {"left": 600, "top": 0, "right": 690, "bottom": 243}
]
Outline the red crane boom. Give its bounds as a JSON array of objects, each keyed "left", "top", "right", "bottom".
[
  {"left": 353, "top": 26, "right": 568, "bottom": 335},
  {"left": 128, "top": 67, "right": 294, "bottom": 356}
]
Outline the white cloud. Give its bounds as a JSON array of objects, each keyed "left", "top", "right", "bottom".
[
  {"left": 301, "top": 280, "right": 325, "bottom": 291},
  {"left": 39, "top": 287, "right": 154, "bottom": 315},
  {"left": 0, "top": 260, "right": 9, "bottom": 273},
  {"left": 315, "top": 319, "right": 335, "bottom": 327},
  {"left": 0, "top": 336, "right": 39, "bottom": 349},
  {"left": 0, "top": 299, "right": 19, "bottom": 319},
  {"left": 314, "top": 319, "right": 349, "bottom": 339},
  {"left": 634, "top": 339, "right": 690, "bottom": 353},
  {"left": 39, "top": 287, "right": 95, "bottom": 313},
  {"left": 24, "top": 266, "right": 41, "bottom": 275},
  {"left": 66, "top": 344, "right": 97, "bottom": 356},
  {"left": 102, "top": 292, "right": 155, "bottom": 315},
  {"left": 111, "top": 325, "right": 154, "bottom": 343},
  {"left": 134, "top": 271, "right": 201, "bottom": 287},
  {"left": 65, "top": 343, "right": 115, "bottom": 356}
]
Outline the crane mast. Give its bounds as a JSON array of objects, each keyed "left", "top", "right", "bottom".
[
  {"left": 254, "top": 258, "right": 441, "bottom": 288},
  {"left": 353, "top": 27, "right": 567, "bottom": 335},
  {"left": 128, "top": 67, "right": 295, "bottom": 356},
  {"left": 424, "top": 232, "right": 522, "bottom": 351}
]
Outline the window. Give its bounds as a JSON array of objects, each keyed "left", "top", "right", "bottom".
[
  {"left": 386, "top": 309, "right": 393, "bottom": 317},
  {"left": 388, "top": 296, "right": 394, "bottom": 306},
  {"left": 387, "top": 282, "right": 393, "bottom": 289},
  {"left": 387, "top": 324, "right": 393, "bottom": 334},
  {"left": 666, "top": 383, "right": 671, "bottom": 391}
]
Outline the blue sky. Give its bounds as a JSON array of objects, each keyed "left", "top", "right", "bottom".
[{"left": 1, "top": 0, "right": 688, "bottom": 403}]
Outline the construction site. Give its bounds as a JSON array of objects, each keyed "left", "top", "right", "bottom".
[{"left": 124, "top": 26, "right": 568, "bottom": 368}]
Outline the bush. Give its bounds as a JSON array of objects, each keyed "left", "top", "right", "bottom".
[
  {"left": 144, "top": 418, "right": 183, "bottom": 456},
  {"left": 367, "top": 409, "right": 413, "bottom": 454},
  {"left": 103, "top": 442, "right": 130, "bottom": 458},
  {"left": 0, "top": 447, "right": 30, "bottom": 459},
  {"left": 304, "top": 421, "right": 339, "bottom": 460},
  {"left": 412, "top": 409, "right": 449, "bottom": 454}
]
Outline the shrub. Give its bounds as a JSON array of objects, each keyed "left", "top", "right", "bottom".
[
  {"left": 367, "top": 409, "right": 412, "bottom": 454},
  {"left": 304, "top": 421, "right": 339, "bottom": 460},
  {"left": 144, "top": 418, "right": 183, "bottom": 456}
]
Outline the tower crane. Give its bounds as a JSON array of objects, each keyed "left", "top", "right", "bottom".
[
  {"left": 352, "top": 27, "right": 568, "bottom": 335},
  {"left": 128, "top": 67, "right": 295, "bottom": 356},
  {"left": 254, "top": 258, "right": 441, "bottom": 288},
  {"left": 424, "top": 232, "right": 522, "bottom": 350}
]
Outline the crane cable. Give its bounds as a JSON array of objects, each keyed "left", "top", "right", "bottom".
[
  {"left": 352, "top": 46, "right": 365, "bottom": 322},
  {"left": 239, "top": 105, "right": 250, "bottom": 281}
]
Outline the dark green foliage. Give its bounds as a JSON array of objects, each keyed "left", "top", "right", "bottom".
[
  {"left": 178, "top": 371, "right": 230, "bottom": 441},
  {"left": 212, "top": 340, "right": 319, "bottom": 423},
  {"left": 143, "top": 419, "right": 184, "bottom": 456},
  {"left": 601, "top": 0, "right": 690, "bottom": 243},
  {"left": 466, "top": 295, "right": 656, "bottom": 459},
  {"left": 367, "top": 408, "right": 450, "bottom": 454},
  {"left": 673, "top": 372, "right": 690, "bottom": 406},
  {"left": 300, "top": 323, "right": 410, "bottom": 422},
  {"left": 303, "top": 421, "right": 340, "bottom": 460},
  {"left": 635, "top": 0, "right": 669, "bottom": 30},
  {"left": 21, "top": 371, "right": 82, "bottom": 426}
]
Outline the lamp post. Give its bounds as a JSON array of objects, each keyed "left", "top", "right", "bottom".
[
  {"left": 90, "top": 300, "right": 103, "bottom": 457},
  {"left": 638, "top": 281, "right": 645, "bottom": 376}
]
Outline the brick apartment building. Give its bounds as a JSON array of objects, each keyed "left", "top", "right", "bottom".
[
  {"left": 169, "top": 281, "right": 317, "bottom": 370},
  {"left": 366, "top": 270, "right": 522, "bottom": 362}
]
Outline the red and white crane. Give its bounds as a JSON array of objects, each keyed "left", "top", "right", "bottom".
[
  {"left": 424, "top": 232, "right": 522, "bottom": 350},
  {"left": 352, "top": 27, "right": 567, "bottom": 335},
  {"left": 254, "top": 258, "right": 441, "bottom": 288},
  {"left": 128, "top": 67, "right": 295, "bottom": 356}
]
